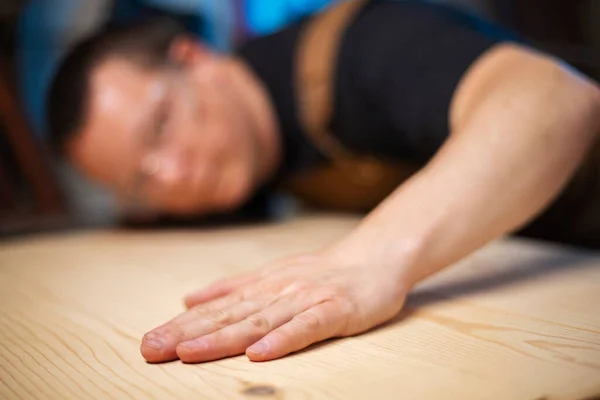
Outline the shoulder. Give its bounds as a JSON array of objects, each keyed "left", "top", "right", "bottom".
[{"left": 450, "top": 43, "right": 600, "bottom": 131}]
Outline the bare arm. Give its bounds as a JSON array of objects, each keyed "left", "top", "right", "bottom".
[
  {"left": 334, "top": 43, "right": 600, "bottom": 287},
  {"left": 141, "top": 43, "right": 600, "bottom": 364}
]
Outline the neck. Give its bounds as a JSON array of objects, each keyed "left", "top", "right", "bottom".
[{"left": 227, "top": 56, "right": 282, "bottom": 186}]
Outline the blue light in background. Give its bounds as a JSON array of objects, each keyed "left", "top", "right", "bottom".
[{"left": 244, "top": 0, "right": 334, "bottom": 35}]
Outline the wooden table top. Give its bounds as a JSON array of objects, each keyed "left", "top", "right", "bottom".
[{"left": 1, "top": 214, "right": 599, "bottom": 400}]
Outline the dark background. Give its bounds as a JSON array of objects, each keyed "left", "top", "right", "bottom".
[{"left": 1, "top": 0, "right": 599, "bottom": 238}]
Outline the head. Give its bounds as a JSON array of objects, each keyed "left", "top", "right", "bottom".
[{"left": 47, "top": 18, "right": 277, "bottom": 216}]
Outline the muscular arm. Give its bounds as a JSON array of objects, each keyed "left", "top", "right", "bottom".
[
  {"left": 334, "top": 43, "right": 600, "bottom": 286},
  {"left": 141, "top": 43, "right": 600, "bottom": 364}
]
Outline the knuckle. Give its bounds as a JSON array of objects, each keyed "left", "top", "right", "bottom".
[
  {"left": 269, "top": 328, "right": 290, "bottom": 345},
  {"left": 246, "top": 313, "right": 271, "bottom": 331},
  {"left": 315, "top": 284, "right": 346, "bottom": 301},
  {"left": 336, "top": 296, "right": 357, "bottom": 315},
  {"left": 237, "top": 290, "right": 251, "bottom": 302},
  {"left": 164, "top": 323, "right": 186, "bottom": 341},
  {"left": 191, "top": 306, "right": 209, "bottom": 317},
  {"left": 205, "top": 292, "right": 244, "bottom": 312},
  {"left": 293, "top": 312, "right": 322, "bottom": 331},
  {"left": 206, "top": 308, "right": 232, "bottom": 328},
  {"left": 281, "top": 281, "right": 310, "bottom": 296}
]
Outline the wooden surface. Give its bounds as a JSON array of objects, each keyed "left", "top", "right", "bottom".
[{"left": 1, "top": 214, "right": 600, "bottom": 400}]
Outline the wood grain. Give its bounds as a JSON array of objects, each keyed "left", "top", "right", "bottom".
[{"left": 1, "top": 213, "right": 599, "bottom": 400}]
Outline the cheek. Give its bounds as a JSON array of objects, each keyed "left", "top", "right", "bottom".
[
  {"left": 207, "top": 102, "right": 252, "bottom": 163},
  {"left": 69, "top": 133, "right": 132, "bottom": 194}
]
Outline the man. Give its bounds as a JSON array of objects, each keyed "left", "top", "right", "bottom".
[{"left": 46, "top": 0, "right": 600, "bottom": 364}]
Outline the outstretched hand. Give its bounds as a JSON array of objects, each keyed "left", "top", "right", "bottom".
[{"left": 140, "top": 249, "right": 409, "bottom": 363}]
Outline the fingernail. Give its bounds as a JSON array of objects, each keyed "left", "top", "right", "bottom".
[
  {"left": 248, "top": 341, "right": 268, "bottom": 356},
  {"left": 181, "top": 339, "right": 206, "bottom": 350},
  {"left": 144, "top": 331, "right": 159, "bottom": 341},
  {"left": 144, "top": 338, "right": 164, "bottom": 350}
]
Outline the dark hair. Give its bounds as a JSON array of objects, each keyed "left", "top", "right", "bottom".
[{"left": 46, "top": 17, "right": 186, "bottom": 154}]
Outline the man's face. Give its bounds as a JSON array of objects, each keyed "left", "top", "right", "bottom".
[{"left": 68, "top": 42, "right": 259, "bottom": 216}]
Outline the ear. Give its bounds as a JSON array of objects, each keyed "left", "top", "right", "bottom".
[{"left": 168, "top": 36, "right": 212, "bottom": 69}]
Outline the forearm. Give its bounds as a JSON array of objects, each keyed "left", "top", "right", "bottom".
[{"left": 332, "top": 44, "right": 600, "bottom": 287}]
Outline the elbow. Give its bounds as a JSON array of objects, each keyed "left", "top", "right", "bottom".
[
  {"left": 535, "top": 59, "right": 600, "bottom": 157},
  {"left": 451, "top": 43, "right": 600, "bottom": 142},
  {"left": 561, "top": 74, "right": 600, "bottom": 153},
  {"left": 451, "top": 43, "right": 600, "bottom": 164},
  {"left": 588, "top": 82, "right": 600, "bottom": 139}
]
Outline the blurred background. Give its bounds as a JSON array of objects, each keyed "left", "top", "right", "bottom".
[{"left": 1, "top": 0, "right": 599, "bottom": 238}]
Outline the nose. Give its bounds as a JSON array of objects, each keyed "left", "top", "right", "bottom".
[{"left": 141, "top": 151, "right": 188, "bottom": 187}]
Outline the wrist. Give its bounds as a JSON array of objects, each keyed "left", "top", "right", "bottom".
[{"left": 324, "top": 228, "right": 427, "bottom": 290}]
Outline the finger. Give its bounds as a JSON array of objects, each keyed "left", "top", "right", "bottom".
[
  {"left": 184, "top": 273, "right": 259, "bottom": 308},
  {"left": 146, "top": 284, "right": 267, "bottom": 346},
  {"left": 158, "top": 291, "right": 246, "bottom": 333},
  {"left": 141, "top": 297, "right": 264, "bottom": 363},
  {"left": 183, "top": 254, "right": 320, "bottom": 309},
  {"left": 246, "top": 300, "right": 346, "bottom": 362},
  {"left": 176, "top": 292, "right": 314, "bottom": 363}
]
